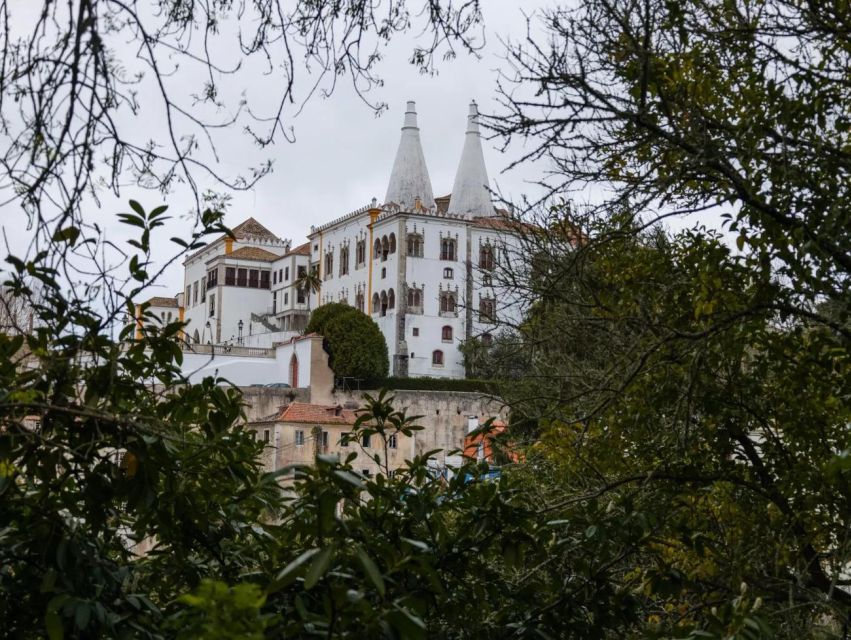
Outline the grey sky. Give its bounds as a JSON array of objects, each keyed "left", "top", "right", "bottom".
[{"left": 1, "top": 0, "right": 557, "bottom": 298}]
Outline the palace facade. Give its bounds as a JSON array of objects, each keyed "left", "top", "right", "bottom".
[{"left": 143, "top": 101, "right": 525, "bottom": 380}]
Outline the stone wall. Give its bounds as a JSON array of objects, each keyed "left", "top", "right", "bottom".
[
  {"left": 240, "top": 386, "right": 310, "bottom": 421},
  {"left": 240, "top": 385, "right": 508, "bottom": 462}
]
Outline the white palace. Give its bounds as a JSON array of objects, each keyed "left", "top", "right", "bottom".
[{"left": 140, "top": 101, "right": 526, "bottom": 382}]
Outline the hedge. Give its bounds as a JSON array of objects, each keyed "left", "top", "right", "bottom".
[{"left": 379, "top": 377, "right": 499, "bottom": 394}]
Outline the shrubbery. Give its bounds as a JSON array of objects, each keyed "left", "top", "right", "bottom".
[
  {"left": 306, "top": 303, "right": 389, "bottom": 387},
  {"left": 381, "top": 376, "right": 497, "bottom": 394}
]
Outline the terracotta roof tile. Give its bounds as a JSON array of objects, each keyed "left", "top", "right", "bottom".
[
  {"left": 227, "top": 246, "right": 282, "bottom": 262},
  {"left": 285, "top": 241, "right": 310, "bottom": 257},
  {"left": 277, "top": 402, "right": 358, "bottom": 425},
  {"left": 231, "top": 217, "right": 281, "bottom": 241},
  {"left": 470, "top": 215, "right": 530, "bottom": 232},
  {"left": 144, "top": 296, "right": 178, "bottom": 308}
]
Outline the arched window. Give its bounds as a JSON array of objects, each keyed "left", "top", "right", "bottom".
[
  {"left": 381, "top": 235, "right": 389, "bottom": 261},
  {"left": 440, "top": 238, "right": 456, "bottom": 261},
  {"left": 407, "top": 233, "right": 423, "bottom": 257},
  {"left": 290, "top": 353, "right": 299, "bottom": 388},
  {"left": 372, "top": 293, "right": 380, "bottom": 314},
  {"left": 355, "top": 292, "right": 364, "bottom": 313},
  {"left": 339, "top": 246, "right": 350, "bottom": 276},
  {"left": 387, "top": 288, "right": 395, "bottom": 309},
  {"left": 407, "top": 287, "right": 423, "bottom": 312},
  {"left": 481, "top": 332, "right": 493, "bottom": 347},
  {"left": 432, "top": 350, "right": 444, "bottom": 366},
  {"left": 373, "top": 239, "right": 381, "bottom": 259},
  {"left": 389, "top": 233, "right": 397, "bottom": 254},
  {"left": 479, "top": 298, "right": 496, "bottom": 323},
  {"left": 440, "top": 291, "right": 457, "bottom": 314},
  {"left": 479, "top": 244, "right": 495, "bottom": 270},
  {"left": 324, "top": 251, "right": 333, "bottom": 279},
  {"left": 441, "top": 325, "right": 453, "bottom": 342},
  {"left": 193, "top": 329, "right": 200, "bottom": 344},
  {"left": 380, "top": 290, "right": 388, "bottom": 317}
]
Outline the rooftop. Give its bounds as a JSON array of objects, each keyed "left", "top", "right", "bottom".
[
  {"left": 225, "top": 246, "right": 282, "bottom": 262},
  {"left": 276, "top": 402, "right": 358, "bottom": 425},
  {"left": 144, "top": 296, "right": 178, "bottom": 308},
  {"left": 285, "top": 241, "right": 311, "bottom": 257},
  {"left": 230, "top": 217, "right": 281, "bottom": 241}
]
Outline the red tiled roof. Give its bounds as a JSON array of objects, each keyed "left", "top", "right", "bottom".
[
  {"left": 285, "top": 241, "right": 310, "bottom": 257},
  {"left": 227, "top": 246, "right": 282, "bottom": 262},
  {"left": 276, "top": 402, "right": 358, "bottom": 425},
  {"left": 470, "top": 215, "right": 531, "bottom": 233},
  {"left": 144, "top": 296, "right": 178, "bottom": 308}
]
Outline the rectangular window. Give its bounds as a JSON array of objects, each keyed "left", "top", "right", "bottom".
[
  {"left": 208, "top": 293, "right": 216, "bottom": 317},
  {"left": 193, "top": 281, "right": 198, "bottom": 305},
  {"left": 263, "top": 429, "right": 270, "bottom": 443},
  {"left": 443, "top": 267, "right": 453, "bottom": 279},
  {"left": 285, "top": 267, "right": 289, "bottom": 281},
  {"left": 295, "top": 430, "right": 305, "bottom": 446},
  {"left": 273, "top": 271, "right": 277, "bottom": 285},
  {"left": 412, "top": 327, "right": 419, "bottom": 337},
  {"left": 248, "top": 269, "right": 259, "bottom": 288},
  {"left": 341, "top": 432, "right": 349, "bottom": 447},
  {"left": 207, "top": 268, "right": 218, "bottom": 287},
  {"left": 321, "top": 430, "right": 329, "bottom": 451},
  {"left": 185, "top": 285, "right": 191, "bottom": 304},
  {"left": 388, "top": 434, "right": 397, "bottom": 449},
  {"left": 201, "top": 276, "right": 206, "bottom": 301},
  {"left": 362, "top": 433, "right": 371, "bottom": 448},
  {"left": 225, "top": 267, "right": 236, "bottom": 286},
  {"left": 237, "top": 268, "right": 247, "bottom": 287},
  {"left": 284, "top": 292, "right": 289, "bottom": 305},
  {"left": 272, "top": 292, "right": 277, "bottom": 315},
  {"left": 260, "top": 270, "right": 270, "bottom": 289}
]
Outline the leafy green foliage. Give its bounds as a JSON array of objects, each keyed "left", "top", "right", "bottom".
[
  {"left": 0, "top": 206, "right": 778, "bottom": 637},
  {"left": 306, "top": 302, "right": 389, "bottom": 387},
  {"left": 487, "top": 1, "right": 851, "bottom": 631},
  {"left": 0, "top": 202, "right": 278, "bottom": 637},
  {"left": 171, "top": 581, "right": 273, "bottom": 640}
]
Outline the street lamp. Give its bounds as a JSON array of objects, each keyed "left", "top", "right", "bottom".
[
  {"left": 204, "top": 320, "right": 211, "bottom": 345},
  {"left": 237, "top": 319, "right": 244, "bottom": 345}
]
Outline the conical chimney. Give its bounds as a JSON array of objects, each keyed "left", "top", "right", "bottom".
[
  {"left": 384, "top": 101, "right": 436, "bottom": 211},
  {"left": 447, "top": 101, "right": 494, "bottom": 218}
]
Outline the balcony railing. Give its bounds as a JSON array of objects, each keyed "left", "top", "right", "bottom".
[{"left": 183, "top": 344, "right": 275, "bottom": 358}]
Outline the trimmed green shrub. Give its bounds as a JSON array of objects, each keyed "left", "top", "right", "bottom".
[{"left": 307, "top": 303, "right": 388, "bottom": 387}]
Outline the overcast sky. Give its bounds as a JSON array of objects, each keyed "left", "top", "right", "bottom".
[{"left": 2, "top": 0, "right": 564, "bottom": 299}]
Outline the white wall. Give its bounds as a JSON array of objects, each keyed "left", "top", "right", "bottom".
[
  {"left": 404, "top": 215, "right": 468, "bottom": 378},
  {"left": 180, "top": 337, "right": 315, "bottom": 387}
]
